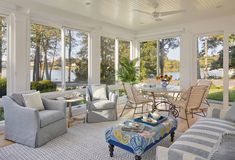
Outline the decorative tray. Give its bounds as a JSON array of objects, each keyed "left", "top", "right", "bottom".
[
  {"left": 133, "top": 115, "right": 167, "bottom": 126},
  {"left": 121, "top": 121, "right": 145, "bottom": 133}
]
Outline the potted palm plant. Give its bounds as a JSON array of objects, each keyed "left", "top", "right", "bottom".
[{"left": 118, "top": 57, "right": 139, "bottom": 84}]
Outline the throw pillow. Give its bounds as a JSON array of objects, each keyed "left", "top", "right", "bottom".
[
  {"left": 22, "top": 91, "right": 45, "bottom": 111},
  {"left": 10, "top": 90, "right": 37, "bottom": 106},
  {"left": 91, "top": 85, "right": 107, "bottom": 100},
  {"left": 209, "top": 132, "right": 235, "bottom": 160},
  {"left": 224, "top": 104, "right": 235, "bottom": 123}
]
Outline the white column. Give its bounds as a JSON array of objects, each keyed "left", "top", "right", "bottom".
[
  {"left": 8, "top": 8, "right": 30, "bottom": 94},
  {"left": 180, "top": 32, "right": 194, "bottom": 90},
  {"left": 61, "top": 27, "right": 66, "bottom": 91},
  {"left": 131, "top": 40, "right": 140, "bottom": 76},
  {"left": 223, "top": 32, "right": 229, "bottom": 107},
  {"left": 114, "top": 38, "right": 119, "bottom": 81},
  {"left": 131, "top": 40, "right": 140, "bottom": 60},
  {"left": 88, "top": 29, "right": 101, "bottom": 84}
]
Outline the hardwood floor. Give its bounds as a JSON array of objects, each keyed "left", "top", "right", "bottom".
[
  {"left": 0, "top": 103, "right": 221, "bottom": 148},
  {"left": 0, "top": 131, "right": 14, "bottom": 147}
]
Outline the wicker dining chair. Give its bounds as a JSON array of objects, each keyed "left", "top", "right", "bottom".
[
  {"left": 196, "top": 79, "right": 212, "bottom": 106},
  {"left": 168, "top": 85, "right": 208, "bottom": 128},
  {"left": 120, "top": 83, "right": 153, "bottom": 118}
]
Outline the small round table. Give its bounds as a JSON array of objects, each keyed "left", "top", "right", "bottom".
[{"left": 136, "top": 84, "right": 184, "bottom": 118}]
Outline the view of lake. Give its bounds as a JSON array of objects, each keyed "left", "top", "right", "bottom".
[{"left": 1, "top": 68, "right": 233, "bottom": 82}]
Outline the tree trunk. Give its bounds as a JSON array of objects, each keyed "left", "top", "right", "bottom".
[
  {"left": 43, "top": 40, "right": 50, "bottom": 80},
  {"left": 50, "top": 40, "right": 58, "bottom": 79},
  {"left": 159, "top": 41, "right": 165, "bottom": 75},
  {"left": 34, "top": 37, "right": 41, "bottom": 81},
  {"left": 68, "top": 30, "right": 72, "bottom": 82}
]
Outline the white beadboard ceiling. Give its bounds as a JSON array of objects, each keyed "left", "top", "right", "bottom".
[{"left": 6, "top": 0, "right": 235, "bottom": 31}]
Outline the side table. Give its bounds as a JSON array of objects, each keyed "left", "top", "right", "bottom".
[{"left": 57, "top": 96, "right": 85, "bottom": 128}]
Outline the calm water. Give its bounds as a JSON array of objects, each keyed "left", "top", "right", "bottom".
[{"left": 1, "top": 69, "right": 231, "bottom": 81}]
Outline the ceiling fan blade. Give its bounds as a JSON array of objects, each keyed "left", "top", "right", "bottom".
[
  {"left": 133, "top": 9, "right": 152, "bottom": 16},
  {"left": 159, "top": 10, "right": 184, "bottom": 16}
]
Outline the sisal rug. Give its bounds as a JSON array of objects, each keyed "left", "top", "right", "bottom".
[{"left": 0, "top": 119, "right": 181, "bottom": 160}]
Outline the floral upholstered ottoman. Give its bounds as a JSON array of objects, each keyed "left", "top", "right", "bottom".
[{"left": 105, "top": 116, "right": 177, "bottom": 160}]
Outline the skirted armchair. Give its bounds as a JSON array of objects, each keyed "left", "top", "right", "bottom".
[
  {"left": 2, "top": 91, "right": 67, "bottom": 148},
  {"left": 86, "top": 85, "right": 118, "bottom": 123}
]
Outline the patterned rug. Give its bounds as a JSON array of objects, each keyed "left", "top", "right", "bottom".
[{"left": 0, "top": 119, "right": 181, "bottom": 160}]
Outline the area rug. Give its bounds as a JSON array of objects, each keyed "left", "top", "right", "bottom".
[{"left": 0, "top": 119, "right": 181, "bottom": 160}]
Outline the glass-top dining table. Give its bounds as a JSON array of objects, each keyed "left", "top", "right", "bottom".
[{"left": 135, "top": 84, "right": 185, "bottom": 118}]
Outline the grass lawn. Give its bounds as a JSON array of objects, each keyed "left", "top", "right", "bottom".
[{"left": 208, "top": 86, "right": 235, "bottom": 102}]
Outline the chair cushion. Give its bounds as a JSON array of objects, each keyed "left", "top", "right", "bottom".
[
  {"left": 209, "top": 132, "right": 235, "bottom": 160},
  {"left": 91, "top": 100, "right": 115, "bottom": 110},
  {"left": 10, "top": 90, "right": 36, "bottom": 106},
  {"left": 22, "top": 91, "right": 45, "bottom": 111},
  {"left": 91, "top": 85, "right": 107, "bottom": 100},
  {"left": 224, "top": 103, "right": 235, "bottom": 123},
  {"left": 170, "top": 118, "right": 235, "bottom": 159},
  {"left": 39, "top": 110, "right": 65, "bottom": 127}
]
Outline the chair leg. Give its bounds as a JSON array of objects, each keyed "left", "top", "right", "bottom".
[
  {"left": 133, "top": 105, "right": 137, "bottom": 118},
  {"left": 192, "top": 112, "right": 194, "bottom": 118},
  {"left": 120, "top": 103, "right": 128, "bottom": 117},
  {"left": 185, "top": 110, "right": 190, "bottom": 128},
  {"left": 142, "top": 104, "right": 144, "bottom": 115},
  {"left": 202, "top": 110, "right": 206, "bottom": 117}
]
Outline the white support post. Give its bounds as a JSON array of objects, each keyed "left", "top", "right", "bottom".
[
  {"left": 223, "top": 32, "right": 229, "bottom": 107},
  {"left": 131, "top": 40, "right": 140, "bottom": 76},
  {"left": 115, "top": 38, "right": 119, "bottom": 81},
  {"left": 130, "top": 41, "right": 134, "bottom": 60},
  {"left": 180, "top": 33, "right": 194, "bottom": 90},
  {"left": 88, "top": 29, "right": 101, "bottom": 84},
  {"left": 61, "top": 27, "right": 66, "bottom": 91},
  {"left": 8, "top": 8, "right": 30, "bottom": 95}
]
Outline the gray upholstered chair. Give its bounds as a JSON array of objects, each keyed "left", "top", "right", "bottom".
[
  {"left": 2, "top": 91, "right": 67, "bottom": 148},
  {"left": 86, "top": 85, "right": 118, "bottom": 123}
]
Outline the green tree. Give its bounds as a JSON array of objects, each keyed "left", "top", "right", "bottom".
[
  {"left": 140, "top": 38, "right": 180, "bottom": 80},
  {"left": 31, "top": 24, "right": 61, "bottom": 81},
  {"left": 72, "top": 31, "right": 88, "bottom": 83},
  {"left": 140, "top": 41, "right": 157, "bottom": 80},
  {"left": 159, "top": 38, "right": 180, "bottom": 74},
  {"left": 0, "top": 17, "right": 7, "bottom": 78},
  {"left": 197, "top": 35, "right": 223, "bottom": 79},
  {"left": 100, "top": 37, "right": 115, "bottom": 84},
  {"left": 119, "top": 40, "right": 130, "bottom": 62}
]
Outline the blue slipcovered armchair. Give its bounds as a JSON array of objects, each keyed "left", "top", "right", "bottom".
[
  {"left": 86, "top": 85, "right": 118, "bottom": 123},
  {"left": 2, "top": 91, "right": 67, "bottom": 148}
]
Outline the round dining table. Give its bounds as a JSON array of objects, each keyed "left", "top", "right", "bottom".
[{"left": 135, "top": 84, "right": 184, "bottom": 118}]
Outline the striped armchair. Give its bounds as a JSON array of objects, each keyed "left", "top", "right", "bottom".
[{"left": 156, "top": 105, "right": 235, "bottom": 160}]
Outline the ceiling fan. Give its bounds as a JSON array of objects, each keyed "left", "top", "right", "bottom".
[{"left": 133, "top": 2, "right": 184, "bottom": 21}]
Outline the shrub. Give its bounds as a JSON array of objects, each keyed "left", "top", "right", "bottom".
[
  {"left": 0, "top": 107, "right": 4, "bottom": 121},
  {"left": 31, "top": 80, "right": 57, "bottom": 93},
  {"left": 0, "top": 78, "right": 7, "bottom": 98}
]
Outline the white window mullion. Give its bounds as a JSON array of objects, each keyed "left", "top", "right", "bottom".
[
  {"left": 61, "top": 27, "right": 66, "bottom": 91},
  {"left": 223, "top": 32, "right": 229, "bottom": 107},
  {"left": 156, "top": 40, "right": 160, "bottom": 76},
  {"left": 115, "top": 38, "right": 119, "bottom": 82}
]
